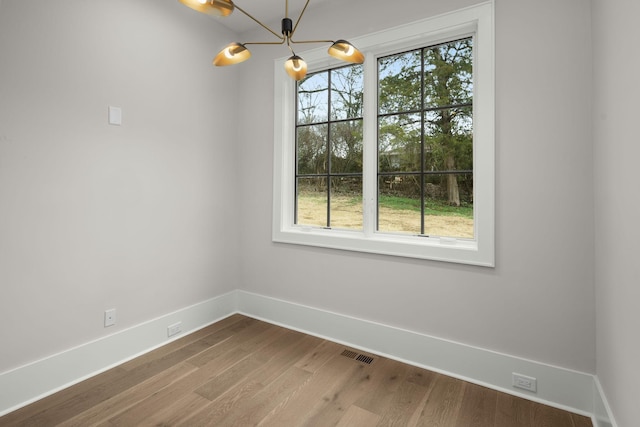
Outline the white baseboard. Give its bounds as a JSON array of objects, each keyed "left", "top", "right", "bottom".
[
  {"left": 592, "top": 376, "right": 617, "bottom": 427},
  {"left": 0, "top": 291, "right": 237, "bottom": 416},
  {"left": 1, "top": 289, "right": 616, "bottom": 425},
  {"left": 236, "top": 290, "right": 597, "bottom": 417}
]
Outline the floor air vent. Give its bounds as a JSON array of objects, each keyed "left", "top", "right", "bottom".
[
  {"left": 355, "top": 354, "right": 374, "bottom": 364},
  {"left": 341, "top": 350, "right": 358, "bottom": 359},
  {"left": 341, "top": 349, "right": 374, "bottom": 364}
]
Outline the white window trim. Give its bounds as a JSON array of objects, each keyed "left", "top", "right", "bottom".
[{"left": 273, "top": 2, "right": 494, "bottom": 267}]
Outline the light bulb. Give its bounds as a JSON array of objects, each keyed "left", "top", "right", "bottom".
[
  {"left": 198, "top": 0, "right": 207, "bottom": 4},
  {"left": 284, "top": 55, "right": 307, "bottom": 80},
  {"left": 344, "top": 44, "right": 354, "bottom": 56},
  {"left": 214, "top": 43, "right": 250, "bottom": 66}
]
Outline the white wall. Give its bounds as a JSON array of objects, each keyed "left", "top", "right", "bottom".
[
  {"left": 6, "top": 0, "right": 631, "bottom": 421},
  {"left": 0, "top": 0, "right": 240, "bottom": 373},
  {"left": 593, "top": 0, "right": 640, "bottom": 426},
  {"left": 237, "top": 0, "right": 596, "bottom": 374}
]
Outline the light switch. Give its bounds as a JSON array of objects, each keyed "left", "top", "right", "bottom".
[{"left": 108, "top": 106, "right": 122, "bottom": 125}]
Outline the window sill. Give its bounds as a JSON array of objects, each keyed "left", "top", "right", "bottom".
[{"left": 273, "top": 226, "right": 494, "bottom": 267}]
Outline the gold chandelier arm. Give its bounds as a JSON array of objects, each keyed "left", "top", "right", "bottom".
[
  {"left": 291, "top": 0, "right": 311, "bottom": 37},
  {"left": 243, "top": 40, "right": 287, "bottom": 46},
  {"left": 234, "top": 3, "right": 284, "bottom": 41},
  {"left": 289, "top": 38, "right": 334, "bottom": 44}
]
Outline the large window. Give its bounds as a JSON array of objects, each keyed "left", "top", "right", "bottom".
[{"left": 274, "top": 3, "right": 494, "bottom": 266}]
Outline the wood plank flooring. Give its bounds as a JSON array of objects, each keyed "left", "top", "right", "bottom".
[{"left": 0, "top": 314, "right": 592, "bottom": 426}]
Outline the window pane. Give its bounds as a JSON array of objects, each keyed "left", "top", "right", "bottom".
[
  {"left": 378, "top": 113, "right": 421, "bottom": 173},
  {"left": 424, "top": 174, "right": 474, "bottom": 238},
  {"left": 424, "top": 38, "right": 473, "bottom": 108},
  {"left": 331, "top": 120, "right": 363, "bottom": 174},
  {"left": 424, "top": 107, "right": 473, "bottom": 172},
  {"left": 378, "top": 51, "right": 422, "bottom": 115},
  {"left": 330, "top": 177, "right": 362, "bottom": 230},
  {"left": 331, "top": 65, "right": 364, "bottom": 120},
  {"left": 376, "top": 39, "right": 474, "bottom": 239},
  {"left": 296, "top": 177, "right": 327, "bottom": 227},
  {"left": 377, "top": 175, "right": 421, "bottom": 234},
  {"left": 297, "top": 124, "right": 328, "bottom": 175},
  {"left": 298, "top": 72, "right": 328, "bottom": 124}
]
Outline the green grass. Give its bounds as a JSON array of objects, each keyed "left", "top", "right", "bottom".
[
  {"left": 300, "top": 191, "right": 473, "bottom": 219},
  {"left": 379, "top": 195, "right": 473, "bottom": 219},
  {"left": 377, "top": 195, "right": 421, "bottom": 211},
  {"left": 343, "top": 196, "right": 363, "bottom": 206}
]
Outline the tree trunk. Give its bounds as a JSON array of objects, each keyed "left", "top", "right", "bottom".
[{"left": 445, "top": 154, "right": 460, "bottom": 206}]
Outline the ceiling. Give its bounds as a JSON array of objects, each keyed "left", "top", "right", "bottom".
[{"left": 208, "top": 0, "right": 331, "bottom": 35}]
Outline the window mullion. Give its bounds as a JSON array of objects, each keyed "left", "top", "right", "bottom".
[
  {"left": 326, "top": 71, "right": 332, "bottom": 228},
  {"left": 362, "top": 52, "right": 378, "bottom": 238},
  {"left": 420, "top": 48, "right": 426, "bottom": 236}
]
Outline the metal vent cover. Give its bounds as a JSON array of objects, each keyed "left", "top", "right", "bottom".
[
  {"left": 355, "top": 354, "right": 374, "bottom": 364},
  {"left": 341, "top": 349, "right": 374, "bottom": 364}
]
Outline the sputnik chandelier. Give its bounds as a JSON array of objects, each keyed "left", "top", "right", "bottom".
[{"left": 178, "top": 0, "right": 364, "bottom": 80}]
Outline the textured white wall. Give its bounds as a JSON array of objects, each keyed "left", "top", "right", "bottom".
[
  {"left": 0, "top": 0, "right": 240, "bottom": 372},
  {"left": 236, "top": 0, "right": 597, "bottom": 373},
  {"left": 593, "top": 0, "right": 640, "bottom": 425}
]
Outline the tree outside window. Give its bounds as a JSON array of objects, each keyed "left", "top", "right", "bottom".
[
  {"left": 295, "top": 38, "right": 473, "bottom": 239},
  {"left": 296, "top": 65, "right": 364, "bottom": 230},
  {"left": 378, "top": 38, "right": 473, "bottom": 238}
]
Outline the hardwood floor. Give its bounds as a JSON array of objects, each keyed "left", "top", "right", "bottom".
[{"left": 0, "top": 314, "right": 592, "bottom": 426}]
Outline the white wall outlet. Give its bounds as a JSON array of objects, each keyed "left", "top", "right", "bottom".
[
  {"left": 104, "top": 309, "right": 116, "bottom": 327},
  {"left": 167, "top": 322, "right": 182, "bottom": 338},
  {"left": 512, "top": 373, "right": 537, "bottom": 392}
]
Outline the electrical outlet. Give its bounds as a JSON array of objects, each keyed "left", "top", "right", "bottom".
[
  {"left": 512, "top": 373, "right": 537, "bottom": 392},
  {"left": 167, "top": 322, "right": 182, "bottom": 338},
  {"left": 104, "top": 309, "right": 116, "bottom": 327}
]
